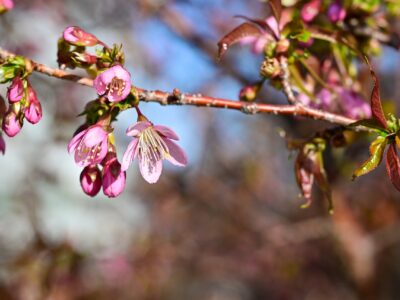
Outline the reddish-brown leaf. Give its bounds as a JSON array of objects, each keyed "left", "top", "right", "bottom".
[
  {"left": 268, "top": 0, "right": 282, "bottom": 22},
  {"left": 386, "top": 143, "right": 400, "bottom": 191},
  {"left": 369, "top": 68, "right": 388, "bottom": 129},
  {"left": 217, "top": 22, "right": 262, "bottom": 59}
]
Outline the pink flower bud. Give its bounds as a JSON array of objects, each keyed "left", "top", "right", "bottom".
[
  {"left": 2, "top": 110, "right": 22, "bottom": 137},
  {"left": 72, "top": 52, "right": 97, "bottom": 65},
  {"left": 102, "top": 153, "right": 126, "bottom": 198},
  {"left": 327, "top": 0, "right": 346, "bottom": 23},
  {"left": 63, "top": 26, "right": 99, "bottom": 47},
  {"left": 0, "top": 133, "right": 5, "bottom": 155},
  {"left": 7, "top": 77, "right": 24, "bottom": 103},
  {"left": 0, "top": 0, "right": 13, "bottom": 14},
  {"left": 80, "top": 165, "right": 102, "bottom": 197},
  {"left": 301, "top": 0, "right": 321, "bottom": 23},
  {"left": 24, "top": 87, "right": 42, "bottom": 124}
]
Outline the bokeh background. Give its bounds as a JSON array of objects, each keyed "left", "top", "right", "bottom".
[{"left": 1, "top": 0, "right": 400, "bottom": 299}]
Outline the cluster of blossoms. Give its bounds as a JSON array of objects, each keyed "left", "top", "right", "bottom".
[
  {"left": 61, "top": 27, "right": 187, "bottom": 197},
  {"left": 227, "top": 0, "right": 373, "bottom": 118},
  {"left": 0, "top": 66, "right": 43, "bottom": 155}
]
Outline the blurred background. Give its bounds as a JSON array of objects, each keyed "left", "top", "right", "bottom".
[{"left": 1, "top": 0, "right": 400, "bottom": 299}]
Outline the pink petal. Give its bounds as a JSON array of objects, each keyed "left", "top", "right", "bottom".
[
  {"left": 83, "top": 126, "right": 107, "bottom": 147},
  {"left": 93, "top": 75, "right": 107, "bottom": 95},
  {"left": 126, "top": 121, "right": 151, "bottom": 137},
  {"left": 164, "top": 138, "right": 188, "bottom": 167},
  {"left": 266, "top": 16, "right": 280, "bottom": 39},
  {"left": 153, "top": 125, "right": 179, "bottom": 140},
  {"left": 121, "top": 138, "right": 138, "bottom": 171},
  {"left": 138, "top": 154, "right": 163, "bottom": 184},
  {"left": 68, "top": 129, "right": 86, "bottom": 153},
  {"left": 113, "top": 65, "right": 131, "bottom": 82}
]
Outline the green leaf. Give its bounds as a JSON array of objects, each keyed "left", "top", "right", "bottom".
[
  {"left": 352, "top": 136, "right": 387, "bottom": 179},
  {"left": 348, "top": 119, "right": 388, "bottom": 133}
]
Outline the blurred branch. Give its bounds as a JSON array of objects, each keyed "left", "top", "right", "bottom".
[{"left": 0, "top": 47, "right": 360, "bottom": 127}]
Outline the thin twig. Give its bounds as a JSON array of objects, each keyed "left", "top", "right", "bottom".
[{"left": 0, "top": 47, "right": 361, "bottom": 127}]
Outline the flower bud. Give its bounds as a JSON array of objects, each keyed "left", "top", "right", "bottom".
[
  {"left": 0, "top": 0, "right": 13, "bottom": 14},
  {"left": 7, "top": 76, "right": 24, "bottom": 103},
  {"left": 276, "top": 39, "right": 290, "bottom": 54},
  {"left": 327, "top": 0, "right": 346, "bottom": 23},
  {"left": 80, "top": 165, "right": 102, "bottom": 197},
  {"left": 102, "top": 152, "right": 126, "bottom": 198},
  {"left": 24, "top": 87, "right": 42, "bottom": 124},
  {"left": 239, "top": 82, "right": 262, "bottom": 102},
  {"left": 72, "top": 52, "right": 97, "bottom": 66},
  {"left": 260, "top": 58, "right": 281, "bottom": 78},
  {"left": 2, "top": 110, "right": 22, "bottom": 137},
  {"left": 63, "top": 26, "right": 99, "bottom": 47},
  {"left": 301, "top": 0, "right": 321, "bottom": 23}
]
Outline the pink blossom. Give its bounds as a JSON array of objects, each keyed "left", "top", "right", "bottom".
[
  {"left": 93, "top": 65, "right": 132, "bottom": 102},
  {"left": 301, "top": 0, "right": 321, "bottom": 23},
  {"left": 0, "top": 0, "right": 13, "bottom": 13},
  {"left": 24, "top": 86, "right": 42, "bottom": 124},
  {"left": 7, "top": 77, "right": 24, "bottom": 103},
  {"left": 0, "top": 133, "right": 5, "bottom": 155},
  {"left": 327, "top": 0, "right": 346, "bottom": 23},
  {"left": 68, "top": 124, "right": 109, "bottom": 167},
  {"left": 80, "top": 165, "right": 102, "bottom": 197},
  {"left": 102, "top": 153, "right": 126, "bottom": 197},
  {"left": 2, "top": 110, "right": 22, "bottom": 137},
  {"left": 340, "top": 90, "right": 371, "bottom": 119},
  {"left": 63, "top": 26, "right": 99, "bottom": 47},
  {"left": 122, "top": 121, "right": 187, "bottom": 184}
]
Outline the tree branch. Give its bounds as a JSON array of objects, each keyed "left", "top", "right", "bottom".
[{"left": 0, "top": 47, "right": 359, "bottom": 127}]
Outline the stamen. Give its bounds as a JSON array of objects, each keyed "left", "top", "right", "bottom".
[{"left": 106, "top": 77, "right": 126, "bottom": 96}]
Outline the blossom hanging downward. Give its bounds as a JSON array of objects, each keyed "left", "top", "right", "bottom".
[
  {"left": 0, "top": 0, "right": 13, "bottom": 14},
  {"left": 93, "top": 65, "right": 131, "bottom": 102},
  {"left": 122, "top": 120, "right": 187, "bottom": 183},
  {"left": 68, "top": 124, "right": 110, "bottom": 167}
]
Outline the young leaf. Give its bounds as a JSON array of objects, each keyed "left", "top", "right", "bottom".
[
  {"left": 348, "top": 119, "right": 388, "bottom": 132},
  {"left": 386, "top": 143, "right": 400, "bottom": 191},
  {"left": 268, "top": 0, "right": 282, "bottom": 22},
  {"left": 217, "top": 22, "right": 262, "bottom": 59},
  {"left": 369, "top": 68, "right": 388, "bottom": 129},
  {"left": 352, "top": 136, "right": 387, "bottom": 179}
]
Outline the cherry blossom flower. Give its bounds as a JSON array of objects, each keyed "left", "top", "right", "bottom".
[
  {"left": 122, "top": 121, "right": 187, "bottom": 184},
  {"left": 2, "top": 110, "right": 22, "bottom": 137},
  {"left": 7, "top": 77, "right": 24, "bottom": 103},
  {"left": 93, "top": 65, "right": 132, "bottom": 102},
  {"left": 301, "top": 0, "right": 321, "bottom": 23},
  {"left": 327, "top": 0, "right": 346, "bottom": 23},
  {"left": 63, "top": 26, "right": 99, "bottom": 47},
  {"left": 80, "top": 165, "right": 102, "bottom": 197},
  {"left": 0, "top": 0, "right": 13, "bottom": 14},
  {"left": 68, "top": 124, "right": 109, "bottom": 167},
  {"left": 102, "top": 153, "right": 126, "bottom": 197},
  {"left": 24, "top": 86, "right": 42, "bottom": 124}
]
